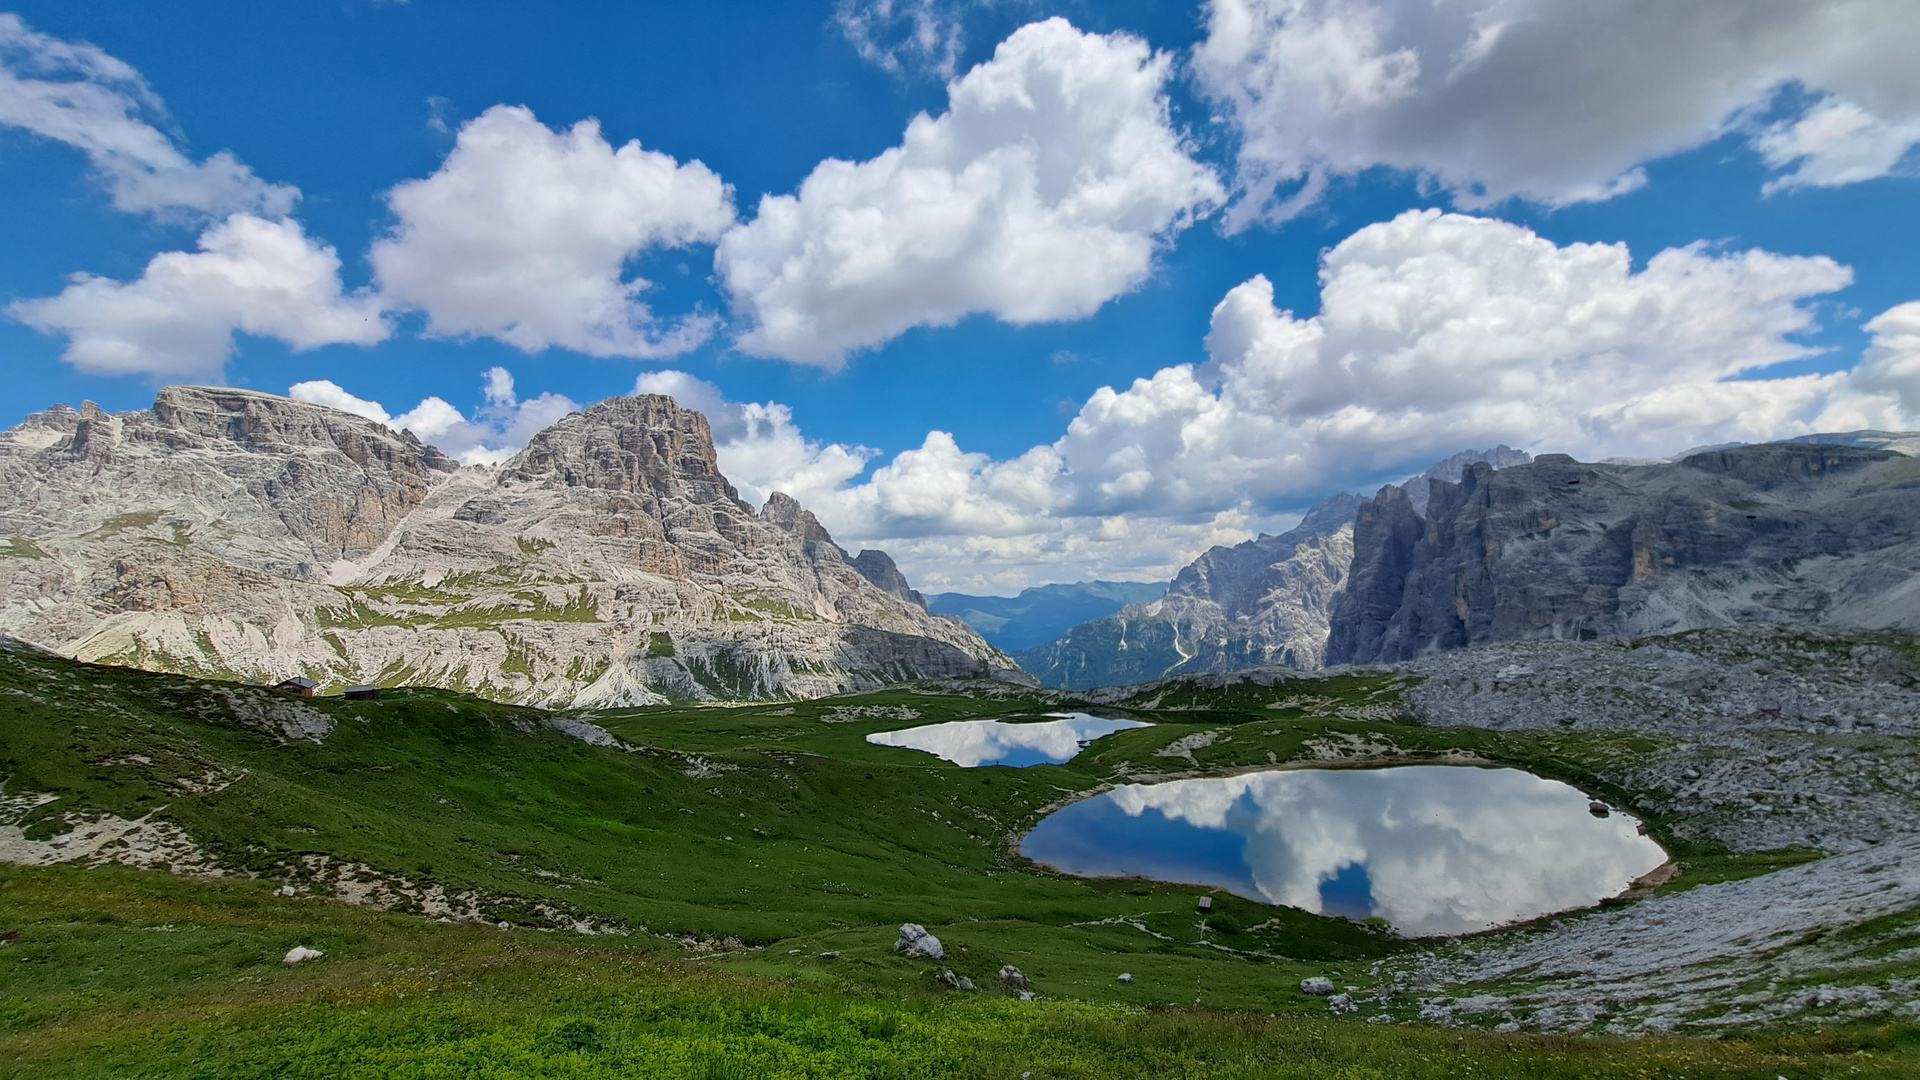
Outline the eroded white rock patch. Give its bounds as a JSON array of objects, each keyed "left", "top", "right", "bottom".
[{"left": 0, "top": 792, "right": 221, "bottom": 876}]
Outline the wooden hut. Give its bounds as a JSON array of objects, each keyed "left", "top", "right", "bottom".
[{"left": 273, "top": 677, "right": 317, "bottom": 698}]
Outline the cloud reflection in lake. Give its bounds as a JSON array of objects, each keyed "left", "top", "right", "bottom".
[
  {"left": 1021, "top": 765, "right": 1667, "bottom": 936},
  {"left": 866, "top": 712, "right": 1151, "bottom": 767}
]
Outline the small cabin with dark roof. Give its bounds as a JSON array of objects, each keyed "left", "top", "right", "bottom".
[
  {"left": 273, "top": 677, "right": 317, "bottom": 698},
  {"left": 342, "top": 685, "right": 380, "bottom": 702}
]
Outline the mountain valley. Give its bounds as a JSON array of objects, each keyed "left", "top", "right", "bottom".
[{"left": 6, "top": 388, "right": 1920, "bottom": 1074}]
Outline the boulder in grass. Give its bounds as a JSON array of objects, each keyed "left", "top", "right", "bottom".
[
  {"left": 1300, "top": 977, "right": 1335, "bottom": 996},
  {"left": 935, "top": 970, "right": 975, "bottom": 991},
  {"left": 998, "top": 965, "right": 1031, "bottom": 991},
  {"left": 893, "top": 923, "right": 944, "bottom": 960},
  {"left": 283, "top": 945, "right": 323, "bottom": 964}
]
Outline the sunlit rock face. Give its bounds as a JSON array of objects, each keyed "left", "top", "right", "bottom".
[
  {"left": 1017, "top": 448, "right": 1531, "bottom": 691},
  {"left": 1328, "top": 443, "right": 1920, "bottom": 665},
  {"left": 866, "top": 713, "right": 1151, "bottom": 767},
  {"left": 0, "top": 388, "right": 1005, "bottom": 704},
  {"left": 1021, "top": 765, "right": 1667, "bottom": 936},
  {"left": 1015, "top": 497, "right": 1360, "bottom": 690}
]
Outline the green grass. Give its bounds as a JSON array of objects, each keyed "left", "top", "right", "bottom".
[
  {"left": 4, "top": 644, "right": 1915, "bottom": 1074},
  {"left": 3, "top": 866, "right": 1915, "bottom": 1079},
  {"left": 79, "top": 510, "right": 163, "bottom": 539},
  {"left": 0, "top": 537, "right": 48, "bottom": 560}
]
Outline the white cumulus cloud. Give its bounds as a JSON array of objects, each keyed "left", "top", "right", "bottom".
[
  {"left": 835, "top": 0, "right": 970, "bottom": 79},
  {"left": 288, "top": 367, "right": 579, "bottom": 466},
  {"left": 285, "top": 378, "right": 393, "bottom": 424},
  {"left": 1043, "top": 210, "right": 1908, "bottom": 518},
  {"left": 370, "top": 104, "right": 736, "bottom": 358},
  {"left": 1193, "top": 0, "right": 1920, "bottom": 229},
  {"left": 1853, "top": 301, "right": 1920, "bottom": 409},
  {"left": 11, "top": 214, "right": 388, "bottom": 380},
  {"left": 717, "top": 17, "right": 1224, "bottom": 367},
  {"left": 0, "top": 14, "right": 295, "bottom": 218},
  {"left": 291, "top": 212, "right": 1920, "bottom": 593},
  {"left": 682, "top": 211, "right": 1917, "bottom": 592}
]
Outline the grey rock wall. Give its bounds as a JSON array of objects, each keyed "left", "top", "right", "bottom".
[
  {"left": 1327, "top": 443, "right": 1920, "bottom": 665},
  {"left": 0, "top": 388, "right": 1004, "bottom": 704},
  {"left": 1015, "top": 496, "right": 1358, "bottom": 690}
]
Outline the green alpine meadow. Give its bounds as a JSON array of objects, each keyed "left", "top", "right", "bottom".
[
  {"left": 6, "top": 638, "right": 1920, "bottom": 1077},
  {"left": 7, "top": 2, "right": 1920, "bottom": 1075}
]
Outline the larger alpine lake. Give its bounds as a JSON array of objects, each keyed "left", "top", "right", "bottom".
[{"left": 1020, "top": 764, "right": 1668, "bottom": 936}]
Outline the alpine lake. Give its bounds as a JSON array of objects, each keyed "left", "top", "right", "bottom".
[{"left": 872, "top": 714, "right": 1669, "bottom": 936}]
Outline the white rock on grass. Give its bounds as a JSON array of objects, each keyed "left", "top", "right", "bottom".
[
  {"left": 1300, "top": 977, "right": 1335, "bottom": 996},
  {"left": 935, "top": 970, "right": 975, "bottom": 991},
  {"left": 893, "top": 923, "right": 944, "bottom": 960},
  {"left": 282, "top": 945, "right": 323, "bottom": 964}
]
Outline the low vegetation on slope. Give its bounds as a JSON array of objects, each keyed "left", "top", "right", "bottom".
[{"left": 2, "top": 640, "right": 1917, "bottom": 1075}]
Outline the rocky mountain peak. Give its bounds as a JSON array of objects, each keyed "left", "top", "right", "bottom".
[
  {"left": 1679, "top": 442, "right": 1897, "bottom": 484},
  {"left": 1327, "top": 440, "right": 1920, "bottom": 665},
  {"left": 1400, "top": 445, "right": 1532, "bottom": 515},
  {"left": 147, "top": 386, "right": 459, "bottom": 470},
  {"left": 1, "top": 385, "right": 1002, "bottom": 705},
  {"left": 760, "top": 491, "right": 835, "bottom": 542},
  {"left": 1, "top": 387, "right": 458, "bottom": 574},
  {"left": 848, "top": 549, "right": 928, "bottom": 609},
  {"left": 499, "top": 395, "right": 740, "bottom": 510}
]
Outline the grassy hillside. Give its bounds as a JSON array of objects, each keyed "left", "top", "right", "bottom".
[{"left": 3, "top": 642, "right": 1916, "bottom": 1075}]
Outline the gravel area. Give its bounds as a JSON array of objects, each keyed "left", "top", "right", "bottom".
[{"left": 1387, "top": 628, "right": 1920, "bottom": 1031}]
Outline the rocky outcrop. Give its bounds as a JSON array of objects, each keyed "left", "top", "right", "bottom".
[
  {"left": 846, "top": 549, "right": 927, "bottom": 609},
  {"left": 0, "top": 388, "right": 457, "bottom": 582},
  {"left": 1014, "top": 495, "right": 1360, "bottom": 690},
  {"left": 1393, "top": 628, "right": 1920, "bottom": 1032},
  {"left": 1326, "top": 442, "right": 1920, "bottom": 665},
  {"left": 0, "top": 388, "right": 1005, "bottom": 704},
  {"left": 1399, "top": 445, "right": 1531, "bottom": 515},
  {"left": 1015, "top": 450, "right": 1533, "bottom": 691}
]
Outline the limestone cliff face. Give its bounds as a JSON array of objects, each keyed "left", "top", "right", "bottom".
[
  {"left": 1325, "top": 443, "right": 1920, "bottom": 665},
  {"left": 0, "top": 388, "right": 457, "bottom": 581},
  {"left": 0, "top": 388, "right": 1005, "bottom": 704},
  {"left": 1014, "top": 448, "right": 1535, "bottom": 691},
  {"left": 1014, "top": 495, "right": 1360, "bottom": 690}
]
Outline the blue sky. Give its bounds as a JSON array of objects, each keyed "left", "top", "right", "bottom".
[{"left": 2, "top": 1, "right": 1917, "bottom": 592}]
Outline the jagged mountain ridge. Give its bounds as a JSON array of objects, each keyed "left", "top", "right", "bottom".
[
  {"left": 1326, "top": 443, "right": 1920, "bottom": 664},
  {"left": 0, "top": 387, "right": 1005, "bottom": 705},
  {"left": 1013, "top": 494, "right": 1364, "bottom": 691},
  {"left": 1015, "top": 448, "right": 1533, "bottom": 690}
]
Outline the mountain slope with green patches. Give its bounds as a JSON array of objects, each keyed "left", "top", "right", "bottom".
[{"left": 6, "top": 636, "right": 1920, "bottom": 1073}]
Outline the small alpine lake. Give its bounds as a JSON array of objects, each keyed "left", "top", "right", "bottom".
[
  {"left": 1020, "top": 764, "right": 1668, "bottom": 937},
  {"left": 865, "top": 712, "right": 1152, "bottom": 767}
]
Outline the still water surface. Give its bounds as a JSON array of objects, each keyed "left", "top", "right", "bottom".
[
  {"left": 1021, "top": 765, "right": 1667, "bottom": 936},
  {"left": 866, "top": 713, "right": 1152, "bottom": 767}
]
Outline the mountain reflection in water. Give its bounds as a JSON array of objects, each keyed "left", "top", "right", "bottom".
[
  {"left": 866, "top": 713, "right": 1151, "bottom": 767},
  {"left": 1021, "top": 765, "right": 1667, "bottom": 936}
]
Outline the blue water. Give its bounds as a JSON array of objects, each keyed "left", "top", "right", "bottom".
[
  {"left": 1020, "top": 765, "right": 1668, "bottom": 936},
  {"left": 866, "top": 712, "right": 1151, "bottom": 767}
]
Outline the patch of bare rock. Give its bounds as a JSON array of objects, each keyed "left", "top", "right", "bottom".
[
  {"left": 0, "top": 387, "right": 1008, "bottom": 706},
  {"left": 1386, "top": 628, "right": 1920, "bottom": 1032}
]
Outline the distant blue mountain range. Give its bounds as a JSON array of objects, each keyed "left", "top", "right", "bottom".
[{"left": 926, "top": 581, "right": 1168, "bottom": 652}]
